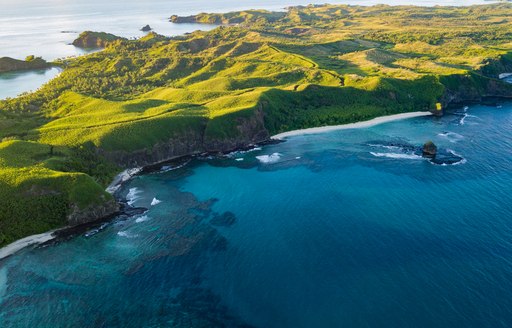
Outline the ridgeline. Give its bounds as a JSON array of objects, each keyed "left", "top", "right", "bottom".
[{"left": 1, "top": 4, "right": 512, "bottom": 246}]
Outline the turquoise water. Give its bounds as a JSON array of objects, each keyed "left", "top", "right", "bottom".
[{"left": 1, "top": 104, "right": 511, "bottom": 327}]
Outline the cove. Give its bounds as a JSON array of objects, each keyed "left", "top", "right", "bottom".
[{"left": 0, "top": 103, "right": 511, "bottom": 327}]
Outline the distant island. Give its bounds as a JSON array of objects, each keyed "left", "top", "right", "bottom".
[
  {"left": 1, "top": 4, "right": 512, "bottom": 247},
  {"left": 0, "top": 56, "right": 51, "bottom": 73},
  {"left": 72, "top": 31, "right": 126, "bottom": 49}
]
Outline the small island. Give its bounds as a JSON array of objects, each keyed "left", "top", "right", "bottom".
[
  {"left": 1, "top": 3, "right": 512, "bottom": 246},
  {"left": 0, "top": 56, "right": 51, "bottom": 73},
  {"left": 72, "top": 31, "right": 125, "bottom": 49},
  {"left": 140, "top": 24, "right": 152, "bottom": 32}
]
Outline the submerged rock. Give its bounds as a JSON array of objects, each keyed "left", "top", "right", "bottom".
[
  {"left": 210, "top": 211, "right": 236, "bottom": 226},
  {"left": 422, "top": 141, "right": 437, "bottom": 158},
  {"left": 429, "top": 149, "right": 465, "bottom": 166}
]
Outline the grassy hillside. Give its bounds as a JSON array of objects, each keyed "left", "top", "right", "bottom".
[{"left": 1, "top": 4, "right": 512, "bottom": 246}]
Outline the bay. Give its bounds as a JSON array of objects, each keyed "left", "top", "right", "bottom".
[{"left": 1, "top": 103, "right": 511, "bottom": 327}]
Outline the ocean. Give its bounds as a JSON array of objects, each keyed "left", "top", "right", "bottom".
[
  {"left": 1, "top": 103, "right": 511, "bottom": 327},
  {"left": 1, "top": 0, "right": 512, "bottom": 326}
]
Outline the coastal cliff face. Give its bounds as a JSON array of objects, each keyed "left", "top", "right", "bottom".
[
  {"left": 440, "top": 73, "right": 512, "bottom": 108},
  {"left": 203, "top": 107, "right": 270, "bottom": 152},
  {"left": 68, "top": 198, "right": 119, "bottom": 226},
  {"left": 101, "top": 107, "right": 270, "bottom": 168}
]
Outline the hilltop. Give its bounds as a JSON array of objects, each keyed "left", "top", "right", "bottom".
[{"left": 1, "top": 4, "right": 512, "bottom": 246}]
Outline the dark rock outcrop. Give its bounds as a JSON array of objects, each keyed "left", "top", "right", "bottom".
[
  {"left": 140, "top": 25, "right": 152, "bottom": 32},
  {"left": 67, "top": 198, "right": 120, "bottom": 226},
  {"left": 422, "top": 141, "right": 437, "bottom": 158},
  {"left": 439, "top": 73, "right": 512, "bottom": 110}
]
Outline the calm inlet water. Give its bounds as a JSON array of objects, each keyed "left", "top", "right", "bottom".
[
  {"left": 1, "top": 104, "right": 511, "bottom": 327},
  {"left": 0, "top": 68, "right": 60, "bottom": 100}
]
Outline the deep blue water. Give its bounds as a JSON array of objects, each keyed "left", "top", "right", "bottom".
[{"left": 1, "top": 103, "right": 511, "bottom": 327}]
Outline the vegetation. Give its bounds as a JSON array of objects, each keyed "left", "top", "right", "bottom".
[
  {"left": 72, "top": 31, "right": 126, "bottom": 49},
  {"left": 0, "top": 56, "right": 50, "bottom": 73},
  {"left": 1, "top": 4, "right": 512, "bottom": 246}
]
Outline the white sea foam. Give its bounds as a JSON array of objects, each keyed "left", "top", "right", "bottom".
[
  {"left": 368, "top": 144, "right": 402, "bottom": 150},
  {"left": 256, "top": 153, "right": 282, "bottom": 163},
  {"left": 84, "top": 223, "right": 109, "bottom": 238},
  {"left": 135, "top": 215, "right": 150, "bottom": 223},
  {"left": 295, "top": 156, "right": 301, "bottom": 159},
  {"left": 126, "top": 187, "right": 142, "bottom": 206},
  {"left": 106, "top": 168, "right": 142, "bottom": 194},
  {"left": 460, "top": 113, "right": 467, "bottom": 125},
  {"left": 227, "top": 147, "right": 262, "bottom": 158},
  {"left": 235, "top": 158, "right": 244, "bottom": 161},
  {"left": 370, "top": 152, "right": 424, "bottom": 160},
  {"left": 150, "top": 198, "right": 161, "bottom": 206},
  {"left": 438, "top": 132, "right": 464, "bottom": 143},
  {"left": 447, "top": 149, "right": 467, "bottom": 165},
  {"left": 117, "top": 231, "right": 138, "bottom": 238},
  {"left": 460, "top": 114, "right": 479, "bottom": 125}
]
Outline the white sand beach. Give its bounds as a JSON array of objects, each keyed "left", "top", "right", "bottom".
[
  {"left": 272, "top": 111, "right": 433, "bottom": 139},
  {"left": 0, "top": 231, "right": 57, "bottom": 260}
]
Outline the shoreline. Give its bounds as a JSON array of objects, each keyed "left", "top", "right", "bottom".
[
  {"left": 0, "top": 230, "right": 57, "bottom": 261},
  {"left": 0, "top": 111, "right": 439, "bottom": 260},
  {"left": 0, "top": 111, "right": 432, "bottom": 260},
  {"left": 272, "top": 111, "right": 433, "bottom": 139}
]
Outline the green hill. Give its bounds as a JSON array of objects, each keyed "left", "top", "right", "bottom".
[{"left": 1, "top": 4, "right": 512, "bottom": 246}]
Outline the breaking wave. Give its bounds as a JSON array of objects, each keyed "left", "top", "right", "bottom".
[
  {"left": 117, "top": 231, "right": 138, "bottom": 238},
  {"left": 126, "top": 188, "right": 142, "bottom": 206},
  {"left": 135, "top": 215, "right": 150, "bottom": 223},
  {"left": 256, "top": 153, "right": 282, "bottom": 163},
  {"left": 370, "top": 152, "right": 424, "bottom": 160},
  {"left": 438, "top": 131, "right": 464, "bottom": 143}
]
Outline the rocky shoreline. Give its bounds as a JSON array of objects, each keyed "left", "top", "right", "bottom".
[
  {"left": 2, "top": 82, "right": 511, "bottom": 259},
  {"left": 0, "top": 139, "right": 283, "bottom": 260}
]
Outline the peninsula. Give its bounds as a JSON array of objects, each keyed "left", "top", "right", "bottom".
[
  {"left": 1, "top": 4, "right": 512, "bottom": 247},
  {"left": 0, "top": 56, "right": 51, "bottom": 73}
]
